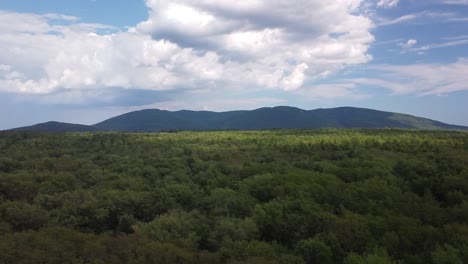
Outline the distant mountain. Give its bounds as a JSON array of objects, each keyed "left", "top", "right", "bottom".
[
  {"left": 6, "top": 107, "right": 468, "bottom": 132},
  {"left": 95, "top": 106, "right": 466, "bottom": 131},
  {"left": 9, "top": 121, "right": 97, "bottom": 133}
]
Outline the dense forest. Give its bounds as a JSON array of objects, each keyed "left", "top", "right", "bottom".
[{"left": 0, "top": 130, "right": 467, "bottom": 264}]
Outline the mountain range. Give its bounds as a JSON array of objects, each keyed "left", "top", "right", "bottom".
[{"left": 6, "top": 106, "right": 467, "bottom": 132}]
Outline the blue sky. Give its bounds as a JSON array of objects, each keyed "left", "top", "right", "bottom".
[{"left": 0, "top": 0, "right": 468, "bottom": 129}]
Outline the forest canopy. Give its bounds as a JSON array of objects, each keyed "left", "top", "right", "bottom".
[{"left": 0, "top": 129, "right": 467, "bottom": 264}]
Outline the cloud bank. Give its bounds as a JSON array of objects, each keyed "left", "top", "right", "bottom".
[
  {"left": 1, "top": 0, "right": 467, "bottom": 107},
  {"left": 0, "top": 1, "right": 374, "bottom": 99}
]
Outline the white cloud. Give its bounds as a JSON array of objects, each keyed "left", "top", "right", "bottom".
[
  {"left": 280, "top": 64, "right": 309, "bottom": 91},
  {"left": 411, "top": 38, "right": 468, "bottom": 51},
  {"left": 349, "top": 58, "right": 468, "bottom": 95},
  {"left": 391, "top": 36, "right": 468, "bottom": 53},
  {"left": 0, "top": 1, "right": 374, "bottom": 98},
  {"left": 42, "top": 13, "right": 79, "bottom": 21},
  {"left": 377, "top": 11, "right": 465, "bottom": 26},
  {"left": 137, "top": 0, "right": 375, "bottom": 90},
  {"left": 399, "top": 39, "right": 418, "bottom": 49},
  {"left": 377, "top": 0, "right": 399, "bottom": 8},
  {"left": 0, "top": 11, "right": 51, "bottom": 34},
  {"left": 378, "top": 14, "right": 419, "bottom": 26}
]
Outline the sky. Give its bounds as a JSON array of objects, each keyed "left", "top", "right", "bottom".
[{"left": 0, "top": 0, "right": 468, "bottom": 129}]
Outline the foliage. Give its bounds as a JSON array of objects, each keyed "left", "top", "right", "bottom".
[{"left": 0, "top": 129, "right": 467, "bottom": 263}]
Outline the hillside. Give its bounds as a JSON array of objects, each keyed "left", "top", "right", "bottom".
[
  {"left": 7, "top": 107, "right": 467, "bottom": 132},
  {"left": 9, "top": 121, "right": 97, "bottom": 132},
  {"left": 94, "top": 106, "right": 467, "bottom": 132}
]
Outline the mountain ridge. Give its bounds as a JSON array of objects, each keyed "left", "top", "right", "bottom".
[
  {"left": 5, "top": 106, "right": 467, "bottom": 132},
  {"left": 8, "top": 121, "right": 98, "bottom": 133}
]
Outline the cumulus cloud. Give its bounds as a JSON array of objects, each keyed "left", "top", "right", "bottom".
[
  {"left": 0, "top": 0, "right": 374, "bottom": 98},
  {"left": 399, "top": 39, "right": 418, "bottom": 49}
]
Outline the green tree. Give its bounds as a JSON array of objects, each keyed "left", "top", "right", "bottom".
[
  {"left": 294, "top": 238, "right": 333, "bottom": 264},
  {"left": 431, "top": 244, "right": 463, "bottom": 264}
]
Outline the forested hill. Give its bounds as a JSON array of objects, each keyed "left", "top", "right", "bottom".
[
  {"left": 7, "top": 106, "right": 468, "bottom": 132},
  {"left": 9, "top": 121, "right": 97, "bottom": 133}
]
